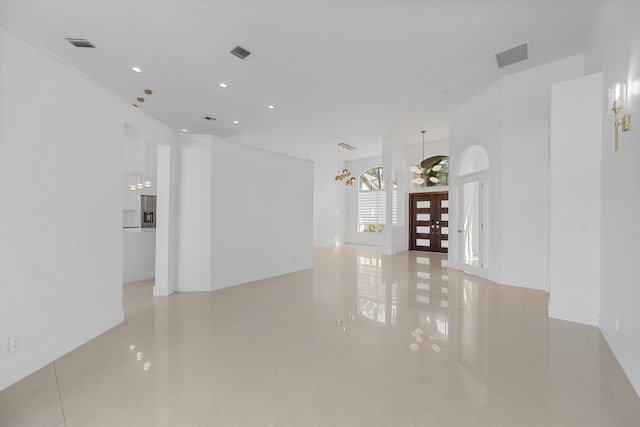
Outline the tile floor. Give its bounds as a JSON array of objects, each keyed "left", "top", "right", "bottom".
[{"left": 2, "top": 245, "right": 640, "bottom": 426}]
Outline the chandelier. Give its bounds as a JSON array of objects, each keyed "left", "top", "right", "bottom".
[{"left": 335, "top": 142, "right": 357, "bottom": 187}]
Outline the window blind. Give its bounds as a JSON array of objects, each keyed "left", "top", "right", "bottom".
[{"left": 358, "top": 190, "right": 397, "bottom": 226}]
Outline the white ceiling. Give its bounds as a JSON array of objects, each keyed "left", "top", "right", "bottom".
[{"left": 0, "top": 0, "right": 599, "bottom": 160}]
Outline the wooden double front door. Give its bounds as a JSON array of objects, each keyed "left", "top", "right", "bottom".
[{"left": 409, "top": 192, "right": 449, "bottom": 253}]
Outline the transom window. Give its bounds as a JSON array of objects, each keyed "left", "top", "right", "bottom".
[
  {"left": 358, "top": 167, "right": 397, "bottom": 232},
  {"left": 412, "top": 156, "right": 449, "bottom": 187}
]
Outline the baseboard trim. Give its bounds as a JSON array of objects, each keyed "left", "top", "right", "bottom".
[
  {"left": 212, "top": 264, "right": 313, "bottom": 291},
  {"left": 549, "top": 305, "right": 599, "bottom": 326},
  {"left": 0, "top": 308, "right": 124, "bottom": 390},
  {"left": 599, "top": 315, "right": 640, "bottom": 398}
]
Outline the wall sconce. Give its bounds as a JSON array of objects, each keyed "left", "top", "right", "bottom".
[{"left": 609, "top": 82, "right": 631, "bottom": 151}]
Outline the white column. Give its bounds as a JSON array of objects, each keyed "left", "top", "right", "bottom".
[
  {"left": 549, "top": 72, "right": 602, "bottom": 325},
  {"left": 153, "top": 144, "right": 176, "bottom": 296},
  {"left": 382, "top": 137, "right": 394, "bottom": 255}
]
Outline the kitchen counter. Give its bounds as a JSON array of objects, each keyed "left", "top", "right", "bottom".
[
  {"left": 123, "top": 228, "right": 156, "bottom": 283},
  {"left": 123, "top": 227, "right": 156, "bottom": 233}
]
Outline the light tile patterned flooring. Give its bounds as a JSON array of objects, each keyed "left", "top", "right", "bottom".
[{"left": 2, "top": 245, "right": 640, "bottom": 426}]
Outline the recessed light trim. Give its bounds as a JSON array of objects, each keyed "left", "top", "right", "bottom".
[
  {"left": 268, "top": 105, "right": 276, "bottom": 110},
  {"left": 131, "top": 66, "right": 142, "bottom": 73},
  {"left": 219, "top": 82, "right": 228, "bottom": 88}
]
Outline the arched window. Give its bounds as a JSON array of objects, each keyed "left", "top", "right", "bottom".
[
  {"left": 357, "top": 167, "right": 397, "bottom": 232},
  {"left": 412, "top": 156, "right": 449, "bottom": 187}
]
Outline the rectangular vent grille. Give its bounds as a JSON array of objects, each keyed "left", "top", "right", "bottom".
[
  {"left": 495, "top": 43, "right": 528, "bottom": 68},
  {"left": 338, "top": 143, "right": 357, "bottom": 151},
  {"left": 230, "top": 46, "right": 251, "bottom": 59},
  {"left": 66, "top": 38, "right": 96, "bottom": 48}
]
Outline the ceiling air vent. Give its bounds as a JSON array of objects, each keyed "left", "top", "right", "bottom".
[
  {"left": 230, "top": 45, "right": 251, "bottom": 59},
  {"left": 495, "top": 43, "right": 528, "bottom": 69},
  {"left": 66, "top": 38, "right": 96, "bottom": 48}
]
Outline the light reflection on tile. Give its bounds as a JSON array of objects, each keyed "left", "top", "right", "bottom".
[{"left": 1, "top": 245, "right": 639, "bottom": 426}]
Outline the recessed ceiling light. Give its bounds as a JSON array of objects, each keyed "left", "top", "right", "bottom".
[
  {"left": 267, "top": 105, "right": 276, "bottom": 110},
  {"left": 232, "top": 120, "right": 239, "bottom": 125},
  {"left": 131, "top": 66, "right": 142, "bottom": 73},
  {"left": 219, "top": 82, "right": 228, "bottom": 88},
  {"left": 181, "top": 129, "right": 188, "bottom": 133}
]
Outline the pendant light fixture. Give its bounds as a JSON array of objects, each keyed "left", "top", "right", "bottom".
[
  {"left": 334, "top": 143, "right": 357, "bottom": 187},
  {"left": 129, "top": 177, "right": 152, "bottom": 191},
  {"left": 127, "top": 128, "right": 153, "bottom": 192},
  {"left": 410, "top": 131, "right": 427, "bottom": 185}
]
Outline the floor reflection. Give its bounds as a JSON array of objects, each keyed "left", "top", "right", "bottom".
[
  {"left": 357, "top": 254, "right": 397, "bottom": 325},
  {"left": 331, "top": 246, "right": 490, "bottom": 369},
  {"left": 4, "top": 244, "right": 639, "bottom": 427}
]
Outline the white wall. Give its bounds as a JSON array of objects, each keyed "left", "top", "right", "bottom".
[
  {"left": 210, "top": 137, "right": 313, "bottom": 289},
  {"left": 175, "top": 135, "right": 213, "bottom": 291},
  {"left": 0, "top": 25, "right": 176, "bottom": 389},
  {"left": 549, "top": 72, "right": 602, "bottom": 326},
  {"left": 585, "top": 0, "right": 640, "bottom": 396},
  {"left": 449, "top": 81, "right": 503, "bottom": 282},
  {"left": 174, "top": 135, "right": 314, "bottom": 291},
  {"left": 499, "top": 55, "right": 584, "bottom": 290},
  {"left": 449, "top": 56, "right": 584, "bottom": 289},
  {"left": 313, "top": 154, "right": 347, "bottom": 247}
]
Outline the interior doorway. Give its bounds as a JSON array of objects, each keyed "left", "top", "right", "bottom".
[
  {"left": 122, "top": 124, "right": 174, "bottom": 296},
  {"left": 459, "top": 179, "right": 483, "bottom": 268},
  {"left": 409, "top": 192, "right": 449, "bottom": 252},
  {"left": 454, "top": 144, "right": 490, "bottom": 274}
]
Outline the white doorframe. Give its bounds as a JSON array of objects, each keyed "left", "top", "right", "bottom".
[{"left": 456, "top": 171, "right": 489, "bottom": 276}]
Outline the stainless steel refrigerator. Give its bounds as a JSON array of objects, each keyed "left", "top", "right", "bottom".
[{"left": 140, "top": 195, "right": 157, "bottom": 228}]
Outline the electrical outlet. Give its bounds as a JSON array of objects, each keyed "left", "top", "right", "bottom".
[{"left": 8, "top": 334, "right": 21, "bottom": 354}]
